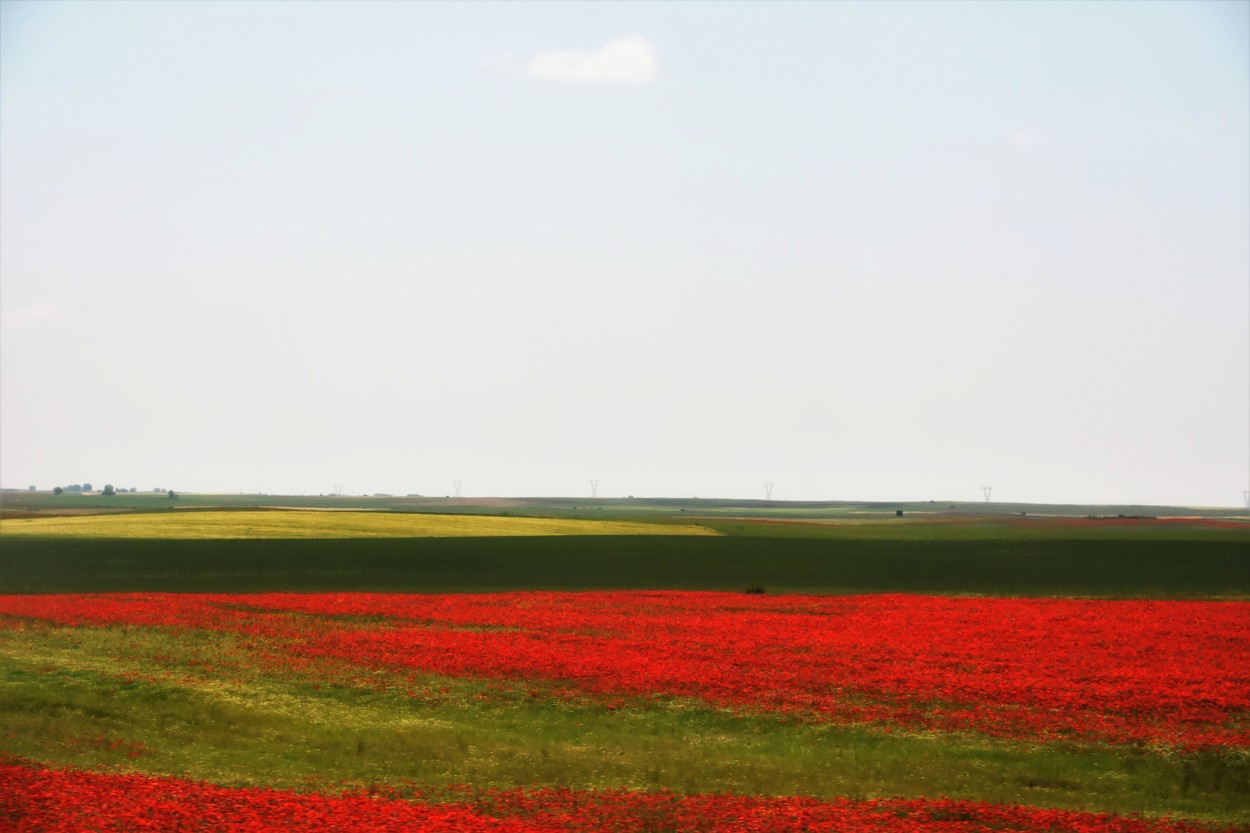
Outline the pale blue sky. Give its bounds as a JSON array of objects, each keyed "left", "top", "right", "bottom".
[{"left": 2, "top": 1, "right": 1247, "bottom": 505}]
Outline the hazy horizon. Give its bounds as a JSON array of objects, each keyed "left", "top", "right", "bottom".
[
  {"left": 2, "top": 1, "right": 1248, "bottom": 506},
  {"left": 6, "top": 485, "right": 1249, "bottom": 511}
]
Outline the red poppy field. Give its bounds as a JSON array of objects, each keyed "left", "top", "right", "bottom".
[
  {"left": 2, "top": 589, "right": 1249, "bottom": 830},
  {"left": 1, "top": 591, "right": 1247, "bottom": 750},
  {"left": 3, "top": 756, "right": 1240, "bottom": 833}
]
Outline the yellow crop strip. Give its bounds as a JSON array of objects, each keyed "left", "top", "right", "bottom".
[{"left": 0, "top": 510, "right": 717, "bottom": 539}]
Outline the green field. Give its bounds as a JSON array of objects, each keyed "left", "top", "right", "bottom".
[
  {"left": 1, "top": 510, "right": 1245, "bottom": 596},
  {"left": 2, "top": 498, "right": 1248, "bottom": 825}
]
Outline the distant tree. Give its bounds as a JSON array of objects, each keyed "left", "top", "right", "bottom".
[
  {"left": 168, "top": 490, "right": 178, "bottom": 499},
  {"left": 129, "top": 487, "right": 137, "bottom": 493},
  {"left": 102, "top": 484, "right": 115, "bottom": 496},
  {"left": 66, "top": 484, "right": 82, "bottom": 492},
  {"left": 28, "top": 485, "right": 36, "bottom": 491},
  {"left": 53, "top": 486, "right": 64, "bottom": 496},
  {"left": 82, "top": 483, "right": 93, "bottom": 492}
]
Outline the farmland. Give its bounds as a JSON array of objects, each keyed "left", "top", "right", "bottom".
[
  {"left": 0, "top": 509, "right": 715, "bottom": 540},
  {"left": 1, "top": 502, "right": 1247, "bottom": 597},
  {"left": 1, "top": 499, "right": 1248, "bottom": 830}
]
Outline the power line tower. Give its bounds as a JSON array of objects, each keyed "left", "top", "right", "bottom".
[
  {"left": 1243, "top": 490, "right": 1249, "bottom": 509},
  {"left": 453, "top": 480, "right": 462, "bottom": 498},
  {"left": 982, "top": 486, "right": 992, "bottom": 503},
  {"left": 333, "top": 484, "right": 343, "bottom": 497},
  {"left": 764, "top": 482, "right": 774, "bottom": 500},
  {"left": 590, "top": 479, "right": 599, "bottom": 499}
]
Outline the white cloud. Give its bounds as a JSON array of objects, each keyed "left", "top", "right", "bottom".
[
  {"left": 529, "top": 37, "right": 657, "bottom": 85},
  {"left": 1013, "top": 130, "right": 1050, "bottom": 149}
]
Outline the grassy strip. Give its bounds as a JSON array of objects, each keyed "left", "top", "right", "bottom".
[
  {"left": 699, "top": 518, "right": 1250, "bottom": 543},
  {"left": 1, "top": 625, "right": 1246, "bottom": 824},
  {"left": 1, "top": 534, "right": 1246, "bottom": 596}
]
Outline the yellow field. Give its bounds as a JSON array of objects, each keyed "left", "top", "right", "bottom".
[{"left": 0, "top": 510, "right": 718, "bottom": 540}]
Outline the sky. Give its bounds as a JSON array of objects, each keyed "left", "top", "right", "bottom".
[{"left": 1, "top": 1, "right": 1247, "bottom": 506}]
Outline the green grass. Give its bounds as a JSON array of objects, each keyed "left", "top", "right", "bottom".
[{"left": 1, "top": 624, "right": 1245, "bottom": 823}]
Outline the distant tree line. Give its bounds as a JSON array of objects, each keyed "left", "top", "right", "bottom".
[{"left": 51, "top": 485, "right": 175, "bottom": 497}]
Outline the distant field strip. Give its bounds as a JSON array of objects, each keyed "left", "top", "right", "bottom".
[{"left": 0, "top": 510, "right": 717, "bottom": 539}]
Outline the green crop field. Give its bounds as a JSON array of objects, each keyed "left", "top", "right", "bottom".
[{"left": 1, "top": 507, "right": 1245, "bottom": 596}]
